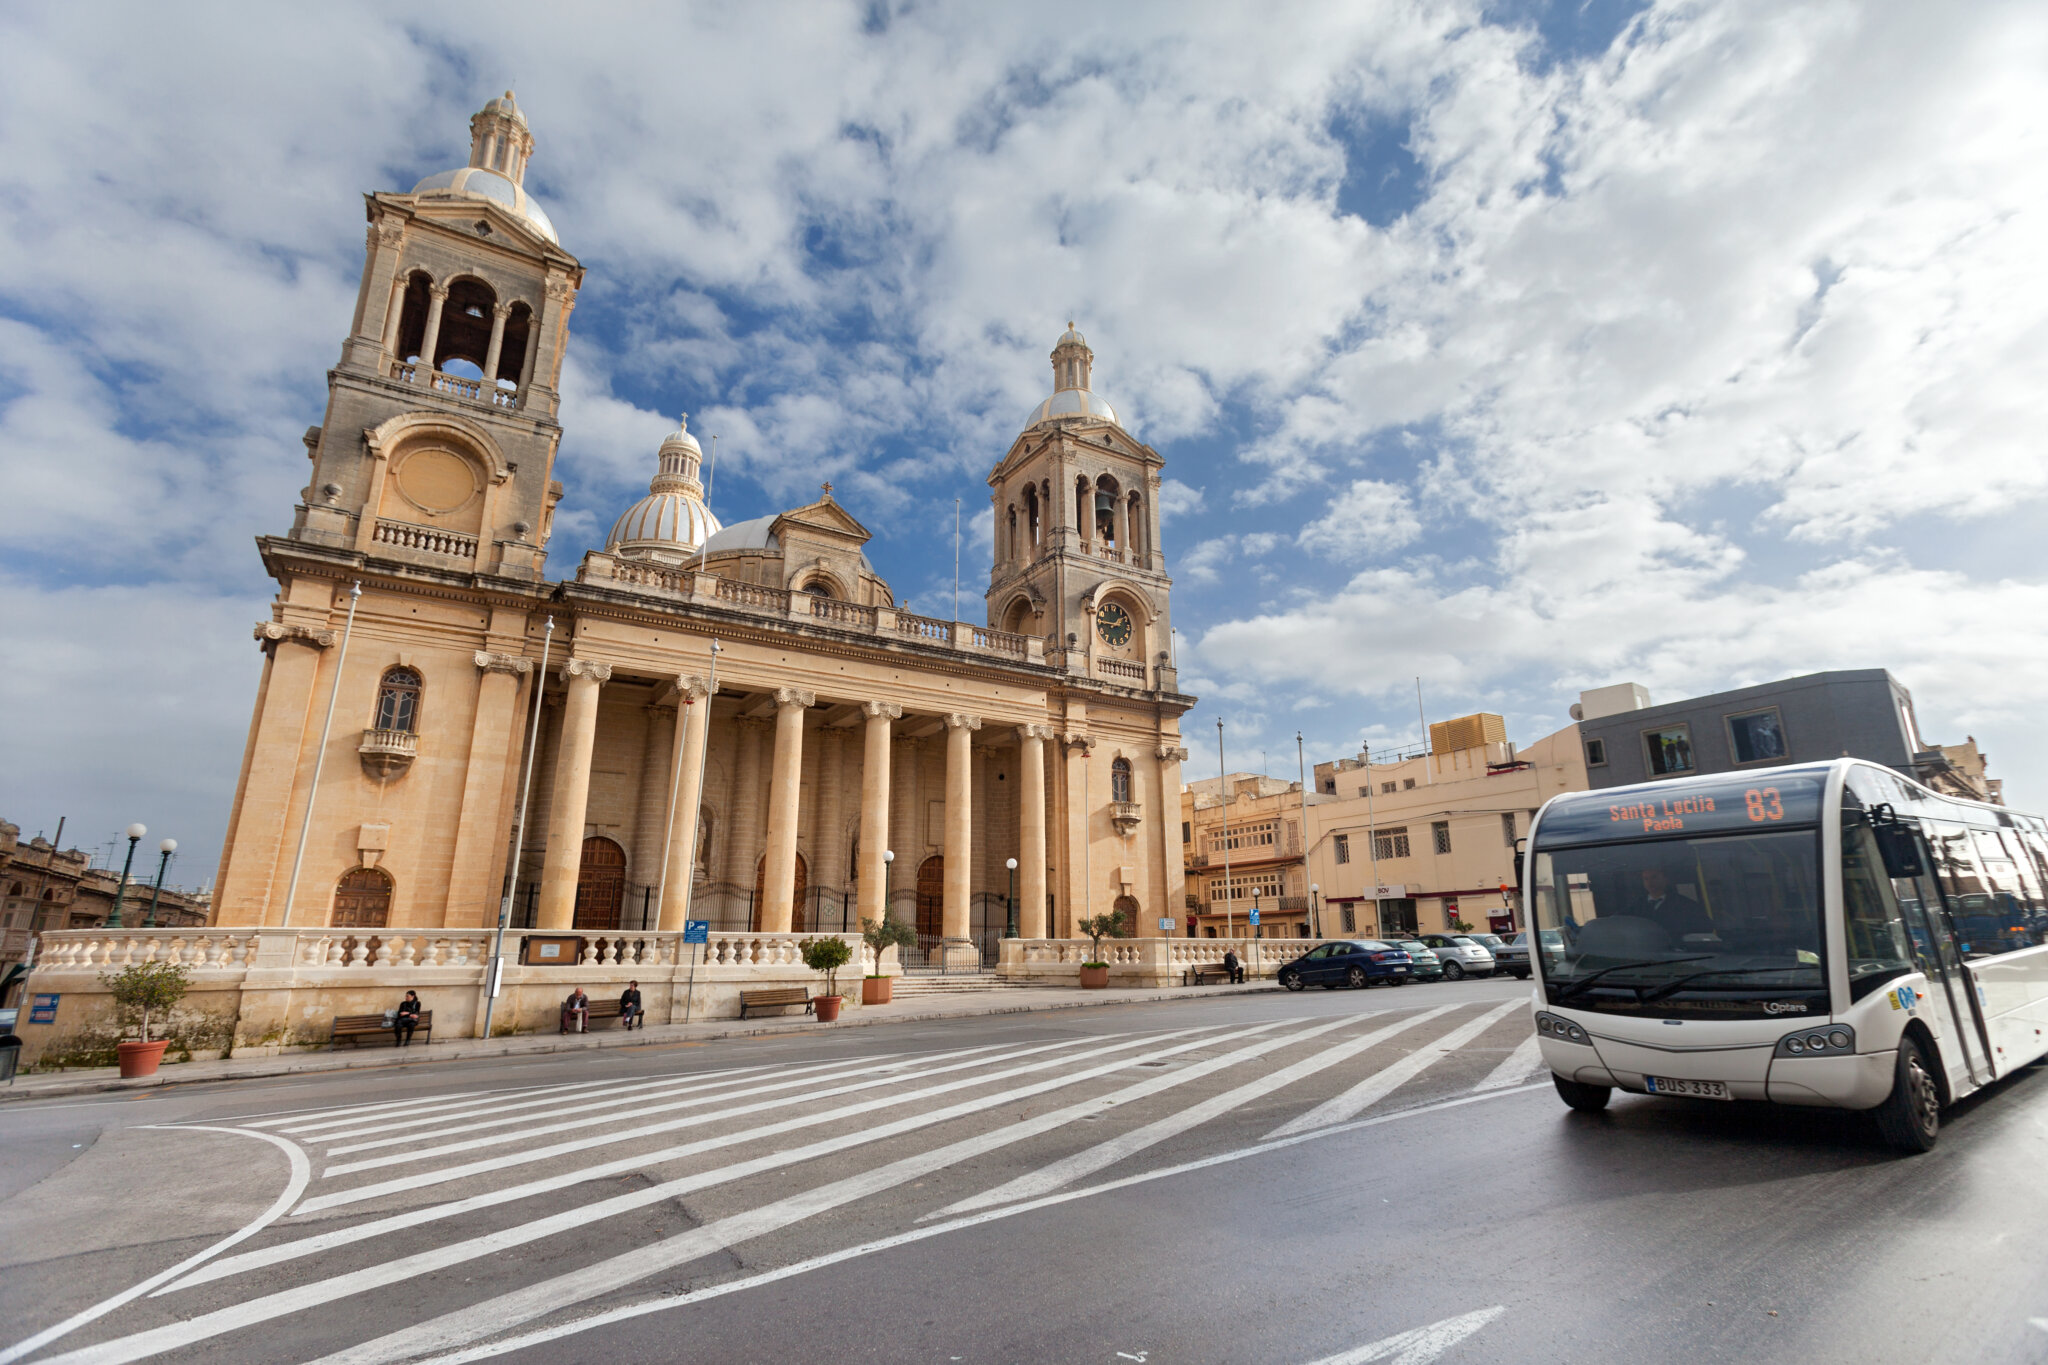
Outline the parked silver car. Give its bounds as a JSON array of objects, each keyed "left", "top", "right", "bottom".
[{"left": 1416, "top": 932, "right": 1494, "bottom": 980}]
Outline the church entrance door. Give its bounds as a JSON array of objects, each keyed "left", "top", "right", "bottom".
[
  {"left": 574, "top": 837, "right": 626, "bottom": 931},
  {"left": 332, "top": 867, "right": 393, "bottom": 928},
  {"left": 915, "top": 856, "right": 945, "bottom": 948},
  {"left": 753, "top": 853, "right": 809, "bottom": 932}
]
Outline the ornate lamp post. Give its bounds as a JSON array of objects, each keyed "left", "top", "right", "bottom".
[
  {"left": 1005, "top": 857, "right": 1019, "bottom": 938},
  {"left": 107, "top": 823, "right": 145, "bottom": 929},
  {"left": 145, "top": 839, "right": 177, "bottom": 927},
  {"left": 1310, "top": 882, "right": 1321, "bottom": 940}
]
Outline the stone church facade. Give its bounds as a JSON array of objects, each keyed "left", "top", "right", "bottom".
[{"left": 212, "top": 94, "right": 1196, "bottom": 968}]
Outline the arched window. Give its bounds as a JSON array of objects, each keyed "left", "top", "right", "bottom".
[
  {"left": 375, "top": 668, "right": 423, "bottom": 733},
  {"left": 695, "top": 807, "right": 715, "bottom": 877},
  {"left": 1127, "top": 491, "right": 1144, "bottom": 557},
  {"left": 1094, "top": 475, "right": 1121, "bottom": 548},
  {"left": 7, "top": 882, "right": 21, "bottom": 897},
  {"left": 801, "top": 580, "right": 835, "bottom": 599},
  {"left": 1111, "top": 757, "right": 1133, "bottom": 803}
]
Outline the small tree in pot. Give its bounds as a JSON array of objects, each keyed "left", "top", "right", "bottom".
[
  {"left": 1076, "top": 908, "right": 1126, "bottom": 989},
  {"left": 99, "top": 961, "right": 191, "bottom": 1077},
  {"left": 860, "top": 916, "right": 916, "bottom": 1005},
  {"left": 799, "top": 935, "right": 854, "bottom": 1022}
]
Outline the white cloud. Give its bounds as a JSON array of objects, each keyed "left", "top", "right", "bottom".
[{"left": 1297, "top": 480, "right": 1423, "bottom": 560}]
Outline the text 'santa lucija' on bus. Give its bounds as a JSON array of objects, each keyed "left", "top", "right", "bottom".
[{"left": 1524, "top": 759, "right": 2048, "bottom": 1151}]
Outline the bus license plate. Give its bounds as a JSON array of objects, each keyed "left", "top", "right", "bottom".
[{"left": 1646, "top": 1076, "right": 1730, "bottom": 1100}]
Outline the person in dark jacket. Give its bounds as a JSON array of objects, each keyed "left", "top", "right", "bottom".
[
  {"left": 619, "top": 981, "right": 643, "bottom": 1030},
  {"left": 393, "top": 991, "right": 422, "bottom": 1047},
  {"left": 1222, "top": 949, "right": 1244, "bottom": 984},
  {"left": 561, "top": 987, "right": 590, "bottom": 1034}
]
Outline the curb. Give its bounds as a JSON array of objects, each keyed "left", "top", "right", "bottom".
[{"left": 1, "top": 982, "right": 1284, "bottom": 1103}]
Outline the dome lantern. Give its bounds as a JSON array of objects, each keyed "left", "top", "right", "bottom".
[
  {"left": 409, "top": 91, "right": 560, "bottom": 244},
  {"left": 606, "top": 413, "right": 721, "bottom": 562},
  {"left": 1022, "top": 322, "right": 1120, "bottom": 430}
]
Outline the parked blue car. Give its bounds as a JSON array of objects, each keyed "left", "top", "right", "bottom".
[{"left": 1277, "top": 940, "right": 1414, "bottom": 991}]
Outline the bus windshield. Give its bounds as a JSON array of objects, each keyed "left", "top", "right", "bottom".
[{"left": 1530, "top": 829, "right": 1826, "bottom": 1020}]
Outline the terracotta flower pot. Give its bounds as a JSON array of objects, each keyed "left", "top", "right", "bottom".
[
  {"left": 1079, "top": 964, "right": 1110, "bottom": 989},
  {"left": 117, "top": 1040, "right": 170, "bottom": 1078},
  {"left": 862, "top": 977, "right": 893, "bottom": 1006},
  {"left": 814, "top": 994, "right": 844, "bottom": 1023}
]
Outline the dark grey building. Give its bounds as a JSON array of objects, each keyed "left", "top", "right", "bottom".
[{"left": 1574, "top": 669, "right": 1926, "bottom": 791}]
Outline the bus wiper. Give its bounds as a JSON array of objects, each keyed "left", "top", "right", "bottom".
[
  {"left": 1638, "top": 964, "right": 1816, "bottom": 1003},
  {"left": 1552, "top": 955, "right": 1714, "bottom": 1005}
]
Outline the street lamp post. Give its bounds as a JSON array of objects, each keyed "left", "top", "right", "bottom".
[
  {"left": 145, "top": 839, "right": 177, "bottom": 927},
  {"left": 1005, "top": 857, "right": 1019, "bottom": 938},
  {"left": 1310, "top": 882, "right": 1320, "bottom": 940},
  {"left": 107, "top": 824, "right": 145, "bottom": 929}
]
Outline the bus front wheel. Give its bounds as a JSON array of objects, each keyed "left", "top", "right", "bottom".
[
  {"left": 1553, "top": 1074, "right": 1611, "bottom": 1113},
  {"left": 1873, "top": 1036, "right": 1941, "bottom": 1154}
]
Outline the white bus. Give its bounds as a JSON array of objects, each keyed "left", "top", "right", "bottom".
[{"left": 1525, "top": 758, "right": 2048, "bottom": 1151}]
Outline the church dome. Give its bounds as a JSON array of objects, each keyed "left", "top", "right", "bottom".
[
  {"left": 410, "top": 165, "right": 559, "bottom": 244},
  {"left": 1024, "top": 388, "right": 1119, "bottom": 427},
  {"left": 1024, "top": 322, "right": 1122, "bottom": 430},
  {"left": 606, "top": 415, "right": 720, "bottom": 560},
  {"left": 410, "top": 91, "right": 558, "bottom": 244}
]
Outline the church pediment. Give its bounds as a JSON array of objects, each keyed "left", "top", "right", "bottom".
[
  {"left": 770, "top": 493, "right": 871, "bottom": 547},
  {"left": 377, "top": 192, "right": 573, "bottom": 264}
]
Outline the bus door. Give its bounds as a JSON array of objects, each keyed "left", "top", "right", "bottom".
[{"left": 1875, "top": 815, "right": 1995, "bottom": 1090}]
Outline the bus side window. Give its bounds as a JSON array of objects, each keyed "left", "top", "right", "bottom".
[{"left": 1841, "top": 819, "right": 1914, "bottom": 1002}]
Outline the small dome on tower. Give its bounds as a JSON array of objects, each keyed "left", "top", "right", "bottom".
[
  {"left": 479, "top": 90, "right": 527, "bottom": 127},
  {"left": 409, "top": 90, "right": 558, "bottom": 244},
  {"left": 606, "top": 414, "right": 721, "bottom": 561},
  {"left": 1025, "top": 322, "right": 1122, "bottom": 431}
]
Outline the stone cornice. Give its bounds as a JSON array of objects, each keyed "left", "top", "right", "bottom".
[
  {"left": 1155, "top": 744, "right": 1190, "bottom": 762},
  {"left": 1061, "top": 731, "right": 1096, "bottom": 752}
]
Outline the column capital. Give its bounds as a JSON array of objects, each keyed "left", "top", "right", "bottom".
[
  {"left": 773, "top": 686, "right": 816, "bottom": 710},
  {"left": 1061, "top": 731, "right": 1096, "bottom": 752},
  {"left": 943, "top": 713, "right": 982, "bottom": 732},
  {"left": 561, "top": 658, "right": 613, "bottom": 684},
  {"left": 254, "top": 621, "right": 335, "bottom": 649},
  {"left": 492, "top": 301, "right": 515, "bottom": 320},
  {"left": 678, "top": 673, "right": 720, "bottom": 703},
  {"left": 1154, "top": 744, "right": 1189, "bottom": 762},
  {"left": 1019, "top": 723, "right": 1057, "bottom": 742},
  {"left": 861, "top": 700, "right": 903, "bottom": 721},
  {"left": 428, "top": 282, "right": 450, "bottom": 301},
  {"left": 474, "top": 650, "right": 532, "bottom": 676}
]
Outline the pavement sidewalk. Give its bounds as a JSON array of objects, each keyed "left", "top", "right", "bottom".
[{"left": 1, "top": 980, "right": 1280, "bottom": 1103}]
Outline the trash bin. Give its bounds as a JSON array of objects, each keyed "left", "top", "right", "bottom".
[{"left": 0, "top": 1035, "right": 22, "bottom": 1085}]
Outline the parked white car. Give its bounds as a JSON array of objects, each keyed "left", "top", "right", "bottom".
[{"left": 1415, "top": 933, "right": 1495, "bottom": 981}]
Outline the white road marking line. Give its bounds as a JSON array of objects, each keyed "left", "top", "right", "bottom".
[
  {"left": 318, "top": 1053, "right": 937, "bottom": 1153},
  {"left": 0, "top": 1125, "right": 311, "bottom": 1365},
  {"left": 296, "top": 1029, "right": 1192, "bottom": 1212},
  {"left": 242, "top": 1088, "right": 559, "bottom": 1130},
  {"left": 267, "top": 1078, "right": 624, "bottom": 1134},
  {"left": 939, "top": 1005, "right": 1458, "bottom": 1217},
  {"left": 1470, "top": 1034, "right": 1543, "bottom": 1092},
  {"left": 1266, "top": 1001, "right": 1524, "bottom": 1138},
  {"left": 408, "top": 1088, "right": 1547, "bottom": 1364},
  {"left": 304, "top": 1020, "right": 1350, "bottom": 1365},
  {"left": 309, "top": 1060, "right": 819, "bottom": 1147},
  {"left": 1300, "top": 1306, "right": 1506, "bottom": 1364},
  {"left": 50, "top": 1023, "right": 1270, "bottom": 1364}
]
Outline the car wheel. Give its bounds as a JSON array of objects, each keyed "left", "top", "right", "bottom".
[
  {"left": 1553, "top": 1074, "right": 1612, "bottom": 1113},
  {"left": 1515, "top": 969, "right": 1531, "bottom": 980},
  {"left": 1280, "top": 971, "right": 1304, "bottom": 992},
  {"left": 1442, "top": 961, "right": 1465, "bottom": 982},
  {"left": 1347, "top": 966, "right": 1368, "bottom": 989},
  {"left": 1388, "top": 975, "right": 1407, "bottom": 986},
  {"left": 1873, "top": 1035, "right": 1942, "bottom": 1153}
]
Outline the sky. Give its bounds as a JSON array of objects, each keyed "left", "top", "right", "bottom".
[{"left": 2, "top": 1, "right": 2044, "bottom": 883}]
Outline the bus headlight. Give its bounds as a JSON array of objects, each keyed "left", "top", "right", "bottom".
[
  {"left": 1535, "top": 1012, "right": 1591, "bottom": 1045},
  {"left": 1774, "top": 1024, "right": 1855, "bottom": 1058}
]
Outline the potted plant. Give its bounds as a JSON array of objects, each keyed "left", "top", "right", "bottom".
[
  {"left": 860, "top": 916, "right": 915, "bottom": 1005},
  {"left": 99, "top": 960, "right": 191, "bottom": 1077},
  {"left": 800, "top": 935, "right": 854, "bottom": 1022},
  {"left": 1076, "top": 908, "right": 1126, "bottom": 989}
]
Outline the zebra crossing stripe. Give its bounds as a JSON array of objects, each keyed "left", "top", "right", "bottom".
[
  {"left": 246, "top": 1083, "right": 608, "bottom": 1132},
  {"left": 55, "top": 1022, "right": 1282, "bottom": 1364},
  {"left": 1470, "top": 1034, "right": 1543, "bottom": 1092},
  {"left": 1300, "top": 1306, "right": 1507, "bottom": 1364},
  {"left": 940, "top": 1004, "right": 1461, "bottom": 1217},
  {"left": 1265, "top": 1001, "right": 1525, "bottom": 1138}
]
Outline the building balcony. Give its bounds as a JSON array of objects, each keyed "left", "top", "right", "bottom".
[
  {"left": 1110, "top": 800, "right": 1143, "bottom": 835},
  {"left": 359, "top": 728, "right": 418, "bottom": 781},
  {"left": 371, "top": 518, "right": 478, "bottom": 562}
]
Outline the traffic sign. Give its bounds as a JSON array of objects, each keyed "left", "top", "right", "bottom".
[
  {"left": 1248, "top": 909, "right": 1260, "bottom": 926},
  {"left": 1158, "top": 917, "right": 1174, "bottom": 932},
  {"left": 682, "top": 920, "right": 709, "bottom": 944}
]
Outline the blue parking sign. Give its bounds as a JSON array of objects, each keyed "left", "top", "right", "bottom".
[
  {"left": 1248, "top": 909, "right": 1260, "bottom": 926},
  {"left": 683, "top": 920, "right": 709, "bottom": 944}
]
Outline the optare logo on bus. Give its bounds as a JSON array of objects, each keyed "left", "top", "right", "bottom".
[{"left": 1762, "top": 1000, "right": 1809, "bottom": 1015}]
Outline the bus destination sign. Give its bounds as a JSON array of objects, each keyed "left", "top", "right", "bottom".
[{"left": 1533, "top": 769, "right": 1830, "bottom": 848}]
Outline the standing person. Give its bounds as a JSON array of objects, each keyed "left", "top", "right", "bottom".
[
  {"left": 392, "top": 991, "right": 422, "bottom": 1047},
  {"left": 1222, "top": 948, "right": 1244, "bottom": 985},
  {"left": 561, "top": 987, "right": 590, "bottom": 1034},
  {"left": 619, "top": 981, "right": 643, "bottom": 1031}
]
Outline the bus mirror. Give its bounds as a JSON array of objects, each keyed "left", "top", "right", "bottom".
[
  {"left": 1874, "top": 824, "right": 1924, "bottom": 880},
  {"left": 1512, "top": 851, "right": 1524, "bottom": 888}
]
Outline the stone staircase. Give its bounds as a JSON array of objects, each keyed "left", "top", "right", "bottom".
[{"left": 887, "top": 972, "right": 1064, "bottom": 999}]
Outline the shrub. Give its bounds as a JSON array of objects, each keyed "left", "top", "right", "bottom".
[
  {"left": 98, "top": 961, "right": 191, "bottom": 1043},
  {"left": 1077, "top": 908, "right": 1127, "bottom": 967},
  {"left": 860, "top": 916, "right": 916, "bottom": 978},
  {"left": 799, "top": 935, "right": 855, "bottom": 998}
]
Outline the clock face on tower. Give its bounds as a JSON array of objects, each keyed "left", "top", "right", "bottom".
[{"left": 1095, "top": 601, "right": 1133, "bottom": 647}]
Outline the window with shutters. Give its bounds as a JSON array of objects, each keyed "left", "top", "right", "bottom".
[
  {"left": 1432, "top": 821, "right": 1451, "bottom": 854},
  {"left": 1373, "top": 827, "right": 1411, "bottom": 860},
  {"left": 1334, "top": 833, "right": 1350, "bottom": 865}
]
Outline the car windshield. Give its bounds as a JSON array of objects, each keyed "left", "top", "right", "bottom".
[
  {"left": 1531, "top": 828, "right": 1826, "bottom": 1020},
  {"left": 1448, "top": 936, "right": 1480, "bottom": 947},
  {"left": 1469, "top": 934, "right": 1506, "bottom": 949},
  {"left": 1399, "top": 942, "right": 1433, "bottom": 954}
]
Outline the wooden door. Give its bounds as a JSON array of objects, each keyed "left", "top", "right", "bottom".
[
  {"left": 753, "top": 852, "right": 810, "bottom": 931},
  {"left": 332, "top": 868, "right": 392, "bottom": 928},
  {"left": 916, "top": 856, "right": 944, "bottom": 941},
  {"left": 574, "top": 837, "right": 626, "bottom": 931}
]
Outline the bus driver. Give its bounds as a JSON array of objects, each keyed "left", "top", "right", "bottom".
[{"left": 1634, "top": 865, "right": 1713, "bottom": 940}]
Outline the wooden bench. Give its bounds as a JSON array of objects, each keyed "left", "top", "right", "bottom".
[
  {"left": 333, "top": 1010, "right": 433, "bottom": 1048},
  {"left": 1185, "top": 965, "right": 1236, "bottom": 986},
  {"left": 739, "top": 987, "right": 814, "bottom": 1020},
  {"left": 561, "top": 999, "right": 641, "bottom": 1032}
]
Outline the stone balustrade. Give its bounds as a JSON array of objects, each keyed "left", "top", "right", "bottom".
[
  {"left": 998, "top": 936, "right": 1311, "bottom": 987},
  {"left": 373, "top": 518, "right": 478, "bottom": 560},
  {"left": 1096, "top": 656, "right": 1147, "bottom": 682},
  {"left": 36, "top": 930, "right": 264, "bottom": 971}
]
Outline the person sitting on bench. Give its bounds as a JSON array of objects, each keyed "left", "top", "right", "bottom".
[
  {"left": 1222, "top": 949, "right": 1245, "bottom": 984},
  {"left": 392, "top": 991, "right": 423, "bottom": 1047},
  {"left": 561, "top": 987, "right": 590, "bottom": 1034},
  {"left": 619, "top": 981, "right": 643, "bottom": 1031}
]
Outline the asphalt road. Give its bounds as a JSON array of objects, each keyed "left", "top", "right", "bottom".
[{"left": 4, "top": 976, "right": 2047, "bottom": 1364}]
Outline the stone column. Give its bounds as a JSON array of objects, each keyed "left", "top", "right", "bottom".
[
  {"left": 857, "top": 702, "right": 900, "bottom": 931},
  {"left": 1019, "top": 725, "right": 1053, "bottom": 938},
  {"left": 632, "top": 701, "right": 677, "bottom": 896},
  {"left": 659, "top": 674, "right": 717, "bottom": 929},
  {"left": 445, "top": 652, "right": 533, "bottom": 928},
  {"left": 1062, "top": 732, "right": 1096, "bottom": 938},
  {"left": 417, "top": 284, "right": 448, "bottom": 376},
  {"left": 216, "top": 623, "right": 336, "bottom": 925},
  {"left": 380, "top": 278, "right": 407, "bottom": 356},
  {"left": 888, "top": 733, "right": 916, "bottom": 926},
  {"left": 724, "top": 719, "right": 766, "bottom": 893},
  {"left": 536, "top": 659, "right": 609, "bottom": 930},
  {"left": 481, "top": 303, "right": 512, "bottom": 391},
  {"left": 1154, "top": 744, "right": 1189, "bottom": 939},
  {"left": 941, "top": 713, "right": 981, "bottom": 965},
  {"left": 759, "top": 687, "right": 814, "bottom": 932}
]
